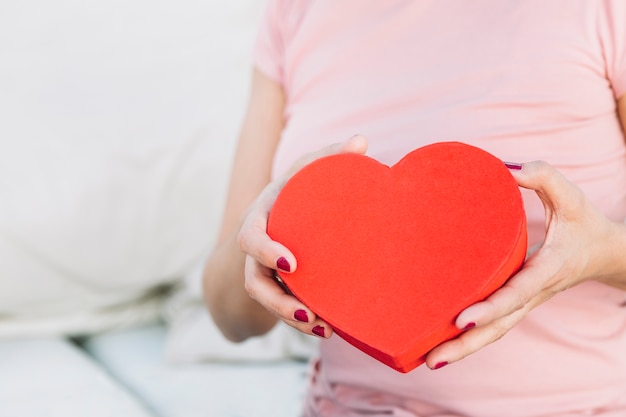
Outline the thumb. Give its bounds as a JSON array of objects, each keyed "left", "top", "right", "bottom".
[
  {"left": 507, "top": 160, "right": 585, "bottom": 217},
  {"left": 285, "top": 134, "right": 369, "bottom": 179},
  {"left": 258, "top": 135, "right": 369, "bottom": 212}
]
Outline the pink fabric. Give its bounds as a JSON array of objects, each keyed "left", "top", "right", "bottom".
[{"left": 254, "top": 1, "right": 626, "bottom": 416}]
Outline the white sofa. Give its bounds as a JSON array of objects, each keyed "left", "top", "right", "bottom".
[
  {"left": 0, "top": 1, "right": 314, "bottom": 415},
  {"left": 0, "top": 325, "right": 309, "bottom": 417}
]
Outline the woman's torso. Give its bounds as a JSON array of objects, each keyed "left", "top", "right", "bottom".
[{"left": 255, "top": 1, "right": 626, "bottom": 415}]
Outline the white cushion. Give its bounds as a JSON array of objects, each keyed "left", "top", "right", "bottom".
[
  {"left": 84, "top": 325, "right": 309, "bottom": 417},
  {"left": 163, "top": 263, "right": 320, "bottom": 363},
  {"left": 0, "top": 0, "right": 261, "bottom": 333},
  {"left": 0, "top": 338, "right": 153, "bottom": 417}
]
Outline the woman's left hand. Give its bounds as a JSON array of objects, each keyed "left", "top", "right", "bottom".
[{"left": 425, "top": 160, "right": 626, "bottom": 370}]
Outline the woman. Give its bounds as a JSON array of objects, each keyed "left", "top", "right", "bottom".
[{"left": 204, "top": 1, "right": 626, "bottom": 415}]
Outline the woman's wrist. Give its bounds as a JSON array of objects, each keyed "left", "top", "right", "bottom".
[
  {"left": 593, "top": 220, "right": 626, "bottom": 291},
  {"left": 204, "top": 233, "right": 278, "bottom": 341}
]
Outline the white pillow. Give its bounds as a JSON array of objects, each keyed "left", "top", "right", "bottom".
[
  {"left": 0, "top": 0, "right": 262, "bottom": 335},
  {"left": 163, "top": 265, "right": 319, "bottom": 364},
  {"left": 0, "top": 338, "right": 154, "bottom": 417}
]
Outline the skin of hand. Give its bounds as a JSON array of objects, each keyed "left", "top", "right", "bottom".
[
  {"left": 238, "top": 135, "right": 369, "bottom": 339},
  {"left": 207, "top": 72, "right": 626, "bottom": 370},
  {"left": 424, "top": 94, "right": 626, "bottom": 370},
  {"left": 202, "top": 68, "right": 369, "bottom": 342},
  {"left": 204, "top": 70, "right": 287, "bottom": 342},
  {"left": 241, "top": 144, "right": 626, "bottom": 357}
]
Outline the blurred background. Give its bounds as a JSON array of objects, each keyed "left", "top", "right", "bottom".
[
  {"left": 0, "top": 1, "right": 313, "bottom": 416},
  {"left": 0, "top": 0, "right": 260, "bottom": 334}
]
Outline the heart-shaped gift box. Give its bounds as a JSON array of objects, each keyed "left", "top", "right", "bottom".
[{"left": 267, "top": 142, "right": 527, "bottom": 373}]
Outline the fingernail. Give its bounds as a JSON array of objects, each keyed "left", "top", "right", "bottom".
[
  {"left": 294, "top": 309, "right": 309, "bottom": 323},
  {"left": 276, "top": 256, "right": 291, "bottom": 272},
  {"left": 504, "top": 161, "right": 523, "bottom": 171},
  {"left": 462, "top": 322, "right": 476, "bottom": 331},
  {"left": 433, "top": 361, "right": 448, "bottom": 370},
  {"left": 312, "top": 325, "right": 325, "bottom": 338}
]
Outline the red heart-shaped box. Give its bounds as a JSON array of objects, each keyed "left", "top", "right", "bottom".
[{"left": 267, "top": 142, "right": 527, "bottom": 373}]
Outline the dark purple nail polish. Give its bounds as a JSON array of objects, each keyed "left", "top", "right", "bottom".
[
  {"left": 463, "top": 322, "right": 476, "bottom": 331},
  {"left": 504, "top": 161, "right": 523, "bottom": 171},
  {"left": 312, "top": 325, "right": 325, "bottom": 338},
  {"left": 276, "top": 256, "right": 291, "bottom": 272},
  {"left": 434, "top": 361, "right": 448, "bottom": 370},
  {"left": 294, "top": 309, "right": 309, "bottom": 323}
]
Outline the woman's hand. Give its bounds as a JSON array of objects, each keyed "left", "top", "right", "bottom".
[
  {"left": 238, "top": 135, "right": 368, "bottom": 339},
  {"left": 424, "top": 160, "right": 626, "bottom": 370}
]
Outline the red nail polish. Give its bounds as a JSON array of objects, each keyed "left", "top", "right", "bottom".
[
  {"left": 463, "top": 322, "right": 476, "bottom": 331},
  {"left": 294, "top": 309, "right": 309, "bottom": 323},
  {"left": 276, "top": 256, "right": 291, "bottom": 272},
  {"left": 312, "top": 325, "right": 325, "bottom": 338},
  {"left": 434, "top": 361, "right": 448, "bottom": 370},
  {"left": 504, "top": 161, "right": 523, "bottom": 171}
]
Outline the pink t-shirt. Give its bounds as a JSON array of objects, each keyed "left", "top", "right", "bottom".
[{"left": 254, "top": 1, "right": 626, "bottom": 416}]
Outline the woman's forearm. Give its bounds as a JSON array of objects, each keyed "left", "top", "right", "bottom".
[
  {"left": 203, "top": 69, "right": 286, "bottom": 342},
  {"left": 599, "top": 95, "right": 626, "bottom": 290},
  {"left": 595, "top": 221, "right": 626, "bottom": 291},
  {"left": 203, "top": 231, "right": 278, "bottom": 342}
]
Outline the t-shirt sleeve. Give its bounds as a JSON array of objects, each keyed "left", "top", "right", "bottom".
[
  {"left": 252, "top": 0, "right": 285, "bottom": 84},
  {"left": 598, "top": 0, "right": 626, "bottom": 99}
]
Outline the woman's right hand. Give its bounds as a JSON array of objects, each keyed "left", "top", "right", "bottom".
[{"left": 238, "top": 135, "right": 368, "bottom": 339}]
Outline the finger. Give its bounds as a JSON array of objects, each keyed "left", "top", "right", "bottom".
[
  {"left": 244, "top": 256, "right": 332, "bottom": 338},
  {"left": 455, "top": 253, "right": 559, "bottom": 330},
  {"left": 426, "top": 305, "right": 529, "bottom": 369},
  {"left": 238, "top": 212, "right": 298, "bottom": 273},
  {"left": 240, "top": 135, "right": 369, "bottom": 267},
  {"left": 282, "top": 134, "right": 368, "bottom": 181},
  {"left": 506, "top": 160, "right": 585, "bottom": 217}
]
